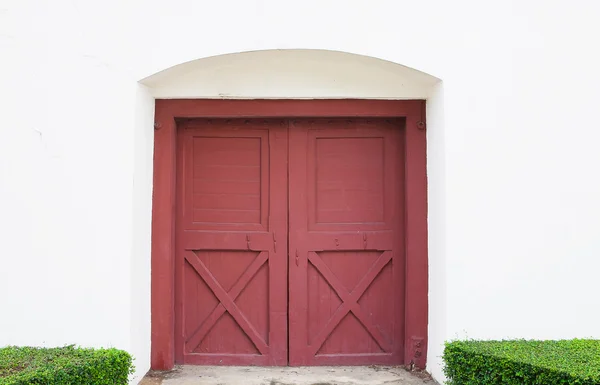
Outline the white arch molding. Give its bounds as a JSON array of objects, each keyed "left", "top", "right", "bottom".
[{"left": 140, "top": 49, "right": 440, "bottom": 99}]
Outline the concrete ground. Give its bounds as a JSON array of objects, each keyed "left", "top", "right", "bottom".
[{"left": 140, "top": 366, "right": 438, "bottom": 385}]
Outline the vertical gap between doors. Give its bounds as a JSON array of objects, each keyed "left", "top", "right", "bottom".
[{"left": 286, "top": 118, "right": 291, "bottom": 365}]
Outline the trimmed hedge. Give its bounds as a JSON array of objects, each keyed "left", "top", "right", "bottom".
[
  {"left": 0, "top": 345, "right": 134, "bottom": 385},
  {"left": 443, "top": 339, "right": 600, "bottom": 385}
]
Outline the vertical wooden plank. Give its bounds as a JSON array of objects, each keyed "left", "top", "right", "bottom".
[
  {"left": 174, "top": 123, "right": 186, "bottom": 364},
  {"left": 288, "top": 121, "right": 309, "bottom": 365},
  {"left": 269, "top": 121, "right": 289, "bottom": 365},
  {"left": 151, "top": 108, "right": 177, "bottom": 370},
  {"left": 404, "top": 103, "right": 428, "bottom": 369},
  {"left": 391, "top": 120, "right": 406, "bottom": 362}
]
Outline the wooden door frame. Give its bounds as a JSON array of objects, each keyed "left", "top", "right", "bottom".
[{"left": 151, "top": 99, "right": 428, "bottom": 370}]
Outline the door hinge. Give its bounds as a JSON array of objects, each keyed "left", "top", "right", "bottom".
[{"left": 417, "top": 100, "right": 426, "bottom": 131}]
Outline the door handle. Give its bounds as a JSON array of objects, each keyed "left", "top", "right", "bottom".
[{"left": 295, "top": 250, "right": 299, "bottom": 267}]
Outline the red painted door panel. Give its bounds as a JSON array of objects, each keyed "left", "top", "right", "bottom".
[
  {"left": 288, "top": 119, "right": 405, "bottom": 366},
  {"left": 175, "top": 119, "right": 288, "bottom": 366}
]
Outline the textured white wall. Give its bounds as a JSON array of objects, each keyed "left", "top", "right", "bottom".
[
  {"left": 0, "top": 2, "right": 153, "bottom": 384},
  {"left": 425, "top": 81, "right": 446, "bottom": 377},
  {"left": 129, "top": 84, "right": 154, "bottom": 383},
  {"left": 2, "top": 1, "right": 600, "bottom": 384}
]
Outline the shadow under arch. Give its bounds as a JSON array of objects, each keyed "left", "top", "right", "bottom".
[{"left": 140, "top": 49, "right": 440, "bottom": 99}]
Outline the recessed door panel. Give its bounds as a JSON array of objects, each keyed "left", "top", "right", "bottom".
[
  {"left": 175, "top": 120, "right": 288, "bottom": 366},
  {"left": 289, "top": 119, "right": 405, "bottom": 366}
]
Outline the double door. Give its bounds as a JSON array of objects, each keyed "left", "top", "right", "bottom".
[{"left": 175, "top": 118, "right": 405, "bottom": 366}]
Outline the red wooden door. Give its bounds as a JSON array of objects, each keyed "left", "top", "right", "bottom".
[
  {"left": 175, "top": 119, "right": 288, "bottom": 366},
  {"left": 288, "top": 119, "right": 405, "bottom": 366}
]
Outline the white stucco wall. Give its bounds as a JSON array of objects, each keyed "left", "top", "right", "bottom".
[
  {"left": 2, "top": 1, "right": 600, "bottom": 384},
  {"left": 0, "top": 2, "right": 153, "bottom": 383}
]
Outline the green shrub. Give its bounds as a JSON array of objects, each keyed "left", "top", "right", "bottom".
[
  {"left": 0, "top": 345, "right": 134, "bottom": 385},
  {"left": 443, "top": 339, "right": 600, "bottom": 385}
]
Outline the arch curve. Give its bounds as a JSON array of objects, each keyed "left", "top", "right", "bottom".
[{"left": 141, "top": 49, "right": 439, "bottom": 99}]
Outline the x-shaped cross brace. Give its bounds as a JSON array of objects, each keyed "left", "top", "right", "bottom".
[
  {"left": 307, "top": 250, "right": 393, "bottom": 355},
  {"left": 184, "top": 250, "right": 269, "bottom": 355}
]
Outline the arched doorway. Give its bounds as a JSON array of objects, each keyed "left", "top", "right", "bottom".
[{"left": 144, "top": 50, "right": 436, "bottom": 371}]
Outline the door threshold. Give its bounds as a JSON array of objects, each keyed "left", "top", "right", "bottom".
[{"left": 140, "top": 365, "right": 437, "bottom": 385}]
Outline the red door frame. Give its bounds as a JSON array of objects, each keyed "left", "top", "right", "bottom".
[{"left": 151, "top": 99, "right": 428, "bottom": 370}]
